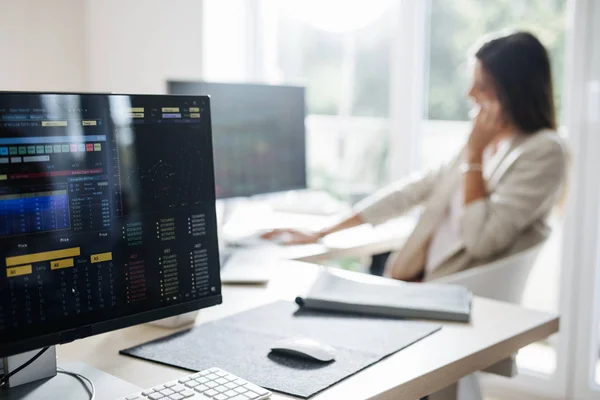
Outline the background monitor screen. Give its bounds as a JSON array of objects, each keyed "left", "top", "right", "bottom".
[
  {"left": 0, "top": 93, "right": 222, "bottom": 356},
  {"left": 168, "top": 81, "right": 307, "bottom": 199}
]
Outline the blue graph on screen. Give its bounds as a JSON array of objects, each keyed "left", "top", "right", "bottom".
[{"left": 0, "top": 191, "right": 70, "bottom": 236}]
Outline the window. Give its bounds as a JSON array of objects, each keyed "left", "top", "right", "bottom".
[
  {"left": 274, "top": 6, "right": 392, "bottom": 117},
  {"left": 260, "top": 0, "right": 395, "bottom": 199},
  {"left": 426, "top": 0, "right": 566, "bottom": 122}
]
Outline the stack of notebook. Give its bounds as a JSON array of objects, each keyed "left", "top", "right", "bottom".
[{"left": 296, "top": 268, "right": 473, "bottom": 322}]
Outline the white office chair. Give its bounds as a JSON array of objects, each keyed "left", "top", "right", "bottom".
[
  {"left": 431, "top": 242, "right": 544, "bottom": 304},
  {"left": 428, "top": 242, "right": 545, "bottom": 400}
]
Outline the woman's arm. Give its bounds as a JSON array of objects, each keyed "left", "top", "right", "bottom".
[
  {"left": 460, "top": 135, "right": 566, "bottom": 259},
  {"left": 352, "top": 159, "right": 452, "bottom": 226},
  {"left": 261, "top": 213, "right": 363, "bottom": 244},
  {"left": 262, "top": 159, "right": 452, "bottom": 245},
  {"left": 316, "top": 213, "right": 364, "bottom": 237},
  {"left": 463, "top": 150, "right": 487, "bottom": 204},
  {"left": 458, "top": 101, "right": 568, "bottom": 258},
  {"left": 463, "top": 101, "right": 503, "bottom": 206}
]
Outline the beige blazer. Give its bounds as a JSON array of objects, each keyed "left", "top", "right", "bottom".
[{"left": 354, "top": 130, "right": 568, "bottom": 281}]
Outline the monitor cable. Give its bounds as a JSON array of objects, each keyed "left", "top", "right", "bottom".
[{"left": 57, "top": 367, "right": 96, "bottom": 400}]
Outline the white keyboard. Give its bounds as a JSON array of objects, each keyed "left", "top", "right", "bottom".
[
  {"left": 267, "top": 192, "right": 346, "bottom": 216},
  {"left": 119, "top": 367, "right": 272, "bottom": 400}
]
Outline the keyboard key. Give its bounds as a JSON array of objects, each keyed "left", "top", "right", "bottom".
[
  {"left": 194, "top": 384, "right": 210, "bottom": 393},
  {"left": 135, "top": 369, "right": 268, "bottom": 400},
  {"left": 244, "top": 384, "right": 269, "bottom": 396},
  {"left": 181, "top": 390, "right": 196, "bottom": 398}
]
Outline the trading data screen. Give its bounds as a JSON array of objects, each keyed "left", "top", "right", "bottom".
[
  {"left": 0, "top": 93, "right": 221, "bottom": 348},
  {"left": 168, "top": 81, "right": 306, "bottom": 199}
]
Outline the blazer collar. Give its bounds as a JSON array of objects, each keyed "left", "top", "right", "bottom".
[{"left": 486, "top": 133, "right": 528, "bottom": 190}]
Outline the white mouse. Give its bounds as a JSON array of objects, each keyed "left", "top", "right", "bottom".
[{"left": 270, "top": 337, "right": 336, "bottom": 362}]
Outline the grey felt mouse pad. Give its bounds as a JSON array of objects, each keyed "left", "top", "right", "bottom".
[{"left": 120, "top": 300, "right": 441, "bottom": 398}]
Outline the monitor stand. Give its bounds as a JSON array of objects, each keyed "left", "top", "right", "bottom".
[{"left": 1, "top": 347, "right": 141, "bottom": 400}]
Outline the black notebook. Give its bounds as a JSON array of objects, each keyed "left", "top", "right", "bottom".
[{"left": 296, "top": 268, "right": 472, "bottom": 322}]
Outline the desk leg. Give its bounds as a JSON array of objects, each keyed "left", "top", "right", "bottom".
[
  {"left": 482, "top": 354, "right": 517, "bottom": 378},
  {"left": 423, "top": 374, "right": 483, "bottom": 400},
  {"left": 427, "top": 382, "right": 458, "bottom": 400}
]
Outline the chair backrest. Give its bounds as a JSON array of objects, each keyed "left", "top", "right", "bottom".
[{"left": 430, "top": 243, "right": 544, "bottom": 304}]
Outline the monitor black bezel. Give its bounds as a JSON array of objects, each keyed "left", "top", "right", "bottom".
[
  {"left": 167, "top": 80, "right": 308, "bottom": 199},
  {"left": 0, "top": 91, "right": 223, "bottom": 357}
]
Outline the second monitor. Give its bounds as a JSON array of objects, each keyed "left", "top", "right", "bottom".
[{"left": 168, "top": 81, "right": 306, "bottom": 199}]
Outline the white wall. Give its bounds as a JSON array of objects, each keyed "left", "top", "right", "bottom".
[
  {"left": 0, "top": 0, "right": 204, "bottom": 93},
  {"left": 85, "top": 0, "right": 204, "bottom": 93},
  {"left": 0, "top": 0, "right": 87, "bottom": 91}
]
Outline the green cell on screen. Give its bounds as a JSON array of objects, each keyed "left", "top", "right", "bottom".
[
  {"left": 18, "top": 146, "right": 26, "bottom": 155},
  {"left": 61, "top": 144, "right": 69, "bottom": 153},
  {"left": 27, "top": 146, "right": 36, "bottom": 154},
  {"left": 9, "top": 147, "right": 18, "bottom": 155},
  {"left": 45, "top": 145, "right": 53, "bottom": 153},
  {"left": 53, "top": 145, "right": 62, "bottom": 153},
  {"left": 36, "top": 145, "right": 45, "bottom": 154}
]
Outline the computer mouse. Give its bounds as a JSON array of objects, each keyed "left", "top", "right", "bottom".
[{"left": 270, "top": 337, "right": 336, "bottom": 362}]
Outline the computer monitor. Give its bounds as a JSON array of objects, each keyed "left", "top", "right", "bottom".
[
  {"left": 168, "top": 81, "right": 307, "bottom": 199},
  {"left": 0, "top": 93, "right": 222, "bottom": 360}
]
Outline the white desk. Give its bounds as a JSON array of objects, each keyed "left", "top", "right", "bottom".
[{"left": 59, "top": 262, "right": 559, "bottom": 400}]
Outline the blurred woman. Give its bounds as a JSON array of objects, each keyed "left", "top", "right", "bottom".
[{"left": 264, "top": 31, "right": 567, "bottom": 281}]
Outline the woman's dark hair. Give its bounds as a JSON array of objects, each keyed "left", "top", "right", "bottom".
[{"left": 474, "top": 31, "right": 556, "bottom": 133}]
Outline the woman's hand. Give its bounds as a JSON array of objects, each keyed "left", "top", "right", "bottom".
[
  {"left": 467, "top": 101, "right": 505, "bottom": 160},
  {"left": 261, "top": 229, "right": 322, "bottom": 245},
  {"left": 261, "top": 213, "right": 364, "bottom": 246}
]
